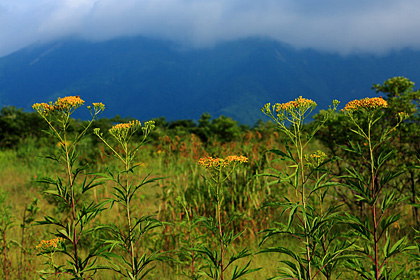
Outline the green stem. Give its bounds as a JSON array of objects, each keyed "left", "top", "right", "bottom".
[
  {"left": 217, "top": 168, "right": 224, "bottom": 280},
  {"left": 96, "top": 134, "right": 126, "bottom": 164},
  {"left": 126, "top": 197, "right": 136, "bottom": 278},
  {"left": 297, "top": 126, "right": 312, "bottom": 279},
  {"left": 63, "top": 127, "right": 80, "bottom": 276},
  {"left": 367, "top": 120, "right": 380, "bottom": 280},
  {"left": 124, "top": 150, "right": 137, "bottom": 278}
]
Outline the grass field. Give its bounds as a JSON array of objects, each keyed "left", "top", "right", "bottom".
[{"left": 1, "top": 88, "right": 420, "bottom": 279}]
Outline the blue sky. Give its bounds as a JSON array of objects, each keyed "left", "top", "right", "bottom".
[{"left": 1, "top": 0, "right": 420, "bottom": 57}]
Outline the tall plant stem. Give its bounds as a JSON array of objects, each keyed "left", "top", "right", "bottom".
[
  {"left": 63, "top": 130, "right": 80, "bottom": 275},
  {"left": 296, "top": 124, "right": 312, "bottom": 280},
  {"left": 373, "top": 205, "right": 379, "bottom": 280},
  {"left": 367, "top": 123, "right": 380, "bottom": 280},
  {"left": 216, "top": 169, "right": 224, "bottom": 280},
  {"left": 123, "top": 152, "right": 137, "bottom": 278},
  {"left": 126, "top": 196, "right": 136, "bottom": 277}
]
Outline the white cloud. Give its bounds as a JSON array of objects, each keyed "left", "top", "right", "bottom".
[{"left": 1, "top": 0, "right": 420, "bottom": 57}]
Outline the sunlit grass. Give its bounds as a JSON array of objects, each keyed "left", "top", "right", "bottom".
[{"left": 0, "top": 89, "right": 419, "bottom": 278}]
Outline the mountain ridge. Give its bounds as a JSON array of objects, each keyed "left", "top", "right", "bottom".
[{"left": 1, "top": 36, "right": 420, "bottom": 125}]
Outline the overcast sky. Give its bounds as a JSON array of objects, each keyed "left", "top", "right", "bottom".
[{"left": 1, "top": 0, "right": 420, "bottom": 57}]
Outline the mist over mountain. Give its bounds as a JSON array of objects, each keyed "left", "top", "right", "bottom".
[{"left": 1, "top": 36, "right": 420, "bottom": 125}]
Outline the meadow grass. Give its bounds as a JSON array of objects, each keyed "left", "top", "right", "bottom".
[
  {"left": 0, "top": 137, "right": 418, "bottom": 279},
  {"left": 1, "top": 92, "right": 420, "bottom": 279}
]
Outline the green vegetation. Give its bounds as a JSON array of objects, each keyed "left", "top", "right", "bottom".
[{"left": 0, "top": 76, "right": 420, "bottom": 279}]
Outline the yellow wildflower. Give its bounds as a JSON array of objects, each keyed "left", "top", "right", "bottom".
[
  {"left": 225, "top": 155, "right": 248, "bottom": 164},
  {"left": 53, "top": 96, "right": 85, "bottom": 111},
  {"left": 36, "top": 237, "right": 64, "bottom": 251},
  {"left": 344, "top": 97, "right": 387, "bottom": 112},
  {"left": 198, "top": 157, "right": 222, "bottom": 168},
  {"left": 397, "top": 111, "right": 409, "bottom": 121},
  {"left": 33, "top": 95, "right": 86, "bottom": 116},
  {"left": 198, "top": 155, "right": 248, "bottom": 169},
  {"left": 108, "top": 120, "right": 141, "bottom": 143},
  {"left": 32, "top": 103, "right": 54, "bottom": 115},
  {"left": 109, "top": 120, "right": 141, "bottom": 135},
  {"left": 305, "top": 150, "right": 327, "bottom": 167},
  {"left": 92, "top": 102, "right": 104, "bottom": 108},
  {"left": 275, "top": 96, "right": 317, "bottom": 112}
]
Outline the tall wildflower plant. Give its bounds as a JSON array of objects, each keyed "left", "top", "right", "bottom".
[
  {"left": 94, "top": 119, "right": 164, "bottom": 279},
  {"left": 36, "top": 237, "right": 65, "bottom": 279},
  {"left": 260, "top": 97, "right": 349, "bottom": 279},
  {"left": 197, "top": 156, "right": 260, "bottom": 280},
  {"left": 342, "top": 97, "right": 413, "bottom": 279},
  {"left": 33, "top": 96, "right": 105, "bottom": 278}
]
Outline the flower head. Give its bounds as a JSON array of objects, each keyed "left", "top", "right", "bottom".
[
  {"left": 344, "top": 97, "right": 387, "bottom": 112},
  {"left": 275, "top": 96, "right": 317, "bottom": 113},
  {"left": 33, "top": 95, "right": 85, "bottom": 116},
  {"left": 397, "top": 111, "right": 409, "bottom": 122},
  {"left": 92, "top": 102, "right": 104, "bottom": 109},
  {"left": 32, "top": 103, "right": 54, "bottom": 116},
  {"left": 225, "top": 155, "right": 248, "bottom": 164},
  {"left": 198, "top": 157, "right": 222, "bottom": 168},
  {"left": 36, "top": 237, "right": 64, "bottom": 251},
  {"left": 305, "top": 150, "right": 327, "bottom": 167},
  {"left": 53, "top": 96, "right": 85, "bottom": 111},
  {"left": 198, "top": 155, "right": 248, "bottom": 169},
  {"left": 142, "top": 120, "right": 156, "bottom": 133},
  {"left": 109, "top": 120, "right": 141, "bottom": 135},
  {"left": 109, "top": 120, "right": 141, "bottom": 143}
]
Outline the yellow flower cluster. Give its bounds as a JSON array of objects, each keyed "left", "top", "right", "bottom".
[
  {"left": 309, "top": 151, "right": 326, "bottom": 159},
  {"left": 109, "top": 120, "right": 141, "bottom": 135},
  {"left": 54, "top": 96, "right": 85, "bottom": 110},
  {"left": 305, "top": 150, "right": 327, "bottom": 167},
  {"left": 344, "top": 97, "right": 388, "bottom": 112},
  {"left": 32, "top": 96, "right": 85, "bottom": 115},
  {"left": 398, "top": 111, "right": 409, "bottom": 121},
  {"left": 88, "top": 102, "right": 105, "bottom": 112},
  {"left": 36, "top": 237, "right": 64, "bottom": 251},
  {"left": 275, "top": 96, "right": 317, "bottom": 112},
  {"left": 92, "top": 102, "right": 104, "bottom": 108},
  {"left": 198, "top": 155, "right": 248, "bottom": 169},
  {"left": 32, "top": 103, "right": 54, "bottom": 115},
  {"left": 108, "top": 120, "right": 141, "bottom": 144}
]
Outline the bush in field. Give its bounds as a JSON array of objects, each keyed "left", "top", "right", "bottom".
[
  {"left": 372, "top": 77, "right": 420, "bottom": 225},
  {"left": 0, "top": 106, "right": 48, "bottom": 149}
]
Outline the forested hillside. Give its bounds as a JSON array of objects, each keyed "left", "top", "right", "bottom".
[{"left": 2, "top": 37, "right": 420, "bottom": 124}]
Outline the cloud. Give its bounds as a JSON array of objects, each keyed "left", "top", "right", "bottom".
[{"left": 1, "top": 0, "right": 420, "bottom": 57}]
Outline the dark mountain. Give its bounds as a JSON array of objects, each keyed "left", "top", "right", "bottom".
[{"left": 1, "top": 36, "right": 420, "bottom": 125}]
